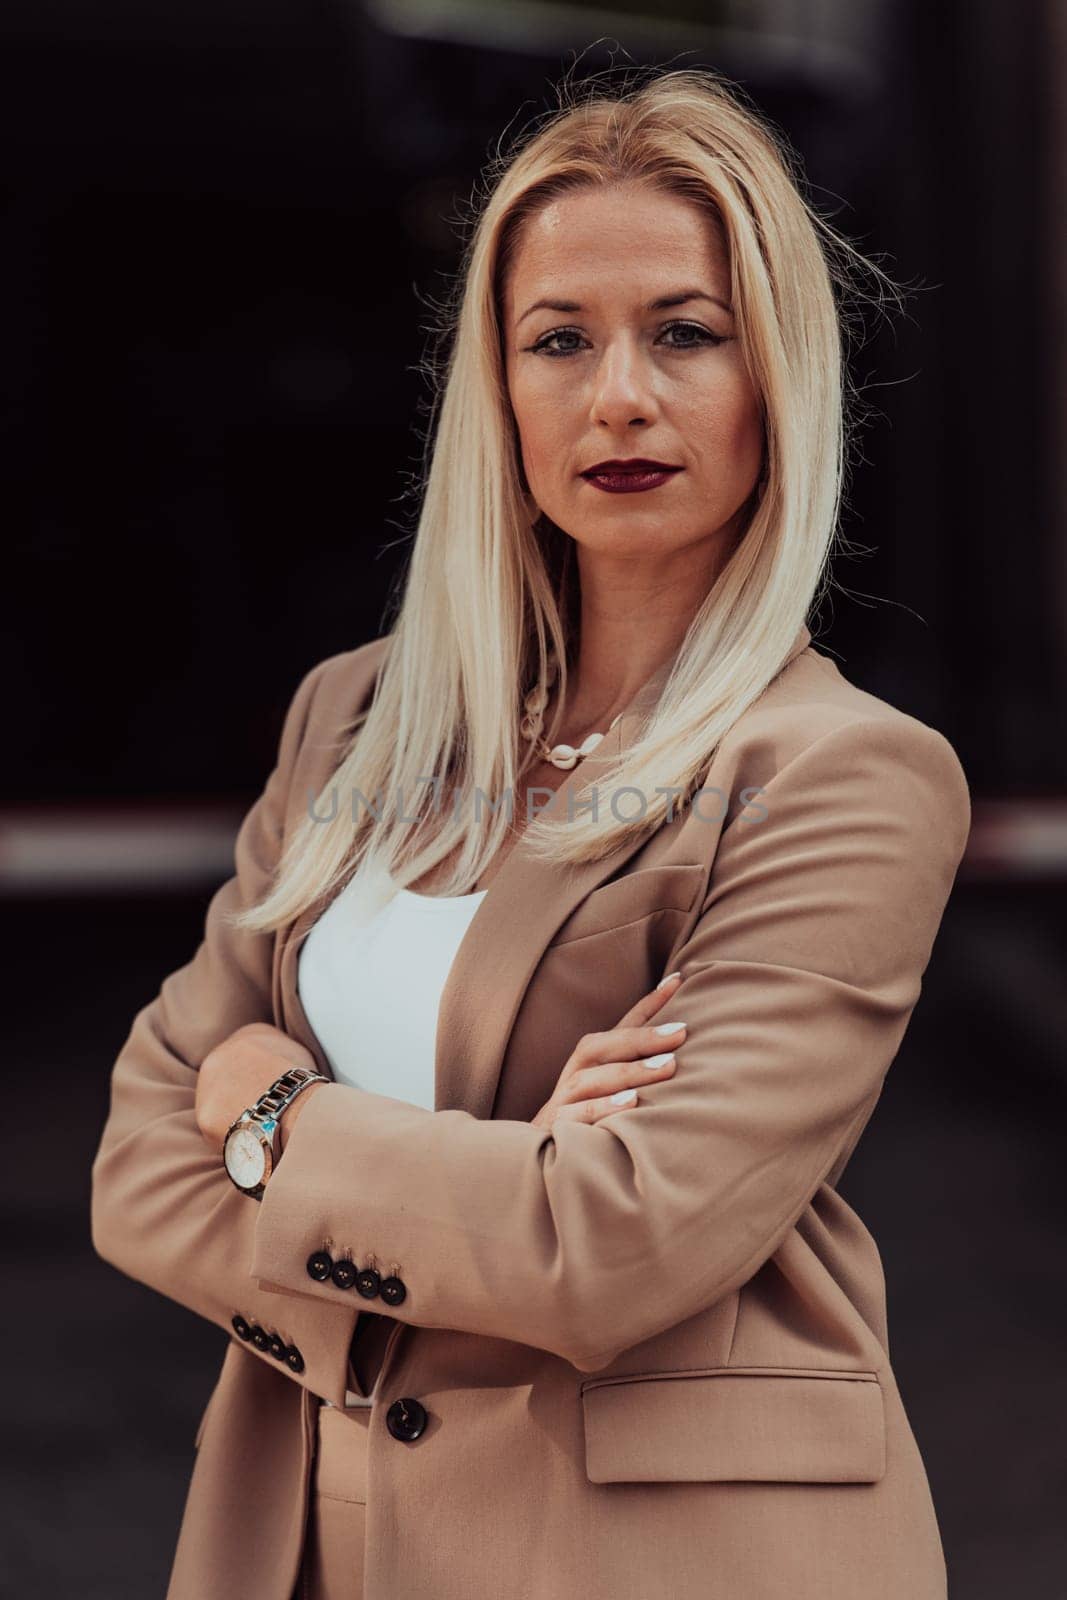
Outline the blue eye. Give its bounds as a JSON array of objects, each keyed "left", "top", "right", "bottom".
[
  {"left": 531, "top": 328, "right": 585, "bottom": 358},
  {"left": 660, "top": 320, "right": 724, "bottom": 349},
  {"left": 528, "top": 321, "right": 725, "bottom": 358}
]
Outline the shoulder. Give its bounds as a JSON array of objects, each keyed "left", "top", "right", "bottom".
[
  {"left": 715, "top": 643, "right": 971, "bottom": 862},
  {"left": 273, "top": 634, "right": 394, "bottom": 779},
  {"left": 297, "top": 633, "right": 393, "bottom": 709},
  {"left": 728, "top": 642, "right": 968, "bottom": 783},
  {"left": 288, "top": 634, "right": 394, "bottom": 728}
]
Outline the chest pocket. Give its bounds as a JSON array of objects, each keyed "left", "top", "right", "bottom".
[
  {"left": 547, "top": 863, "right": 707, "bottom": 949},
  {"left": 580, "top": 1366, "right": 886, "bottom": 1484}
]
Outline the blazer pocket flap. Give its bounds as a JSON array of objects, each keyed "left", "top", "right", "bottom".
[
  {"left": 581, "top": 1367, "right": 886, "bottom": 1484},
  {"left": 548, "top": 863, "right": 706, "bottom": 948}
]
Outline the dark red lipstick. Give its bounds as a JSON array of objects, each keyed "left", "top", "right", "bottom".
[{"left": 580, "top": 458, "right": 683, "bottom": 494}]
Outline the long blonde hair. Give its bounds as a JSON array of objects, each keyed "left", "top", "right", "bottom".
[{"left": 232, "top": 62, "right": 899, "bottom": 935}]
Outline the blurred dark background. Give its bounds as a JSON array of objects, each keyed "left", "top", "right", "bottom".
[{"left": 2, "top": 1, "right": 1064, "bottom": 1596}]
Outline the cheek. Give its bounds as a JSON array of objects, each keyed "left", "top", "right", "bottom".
[
  {"left": 687, "top": 375, "right": 763, "bottom": 476},
  {"left": 510, "top": 376, "right": 569, "bottom": 472}
]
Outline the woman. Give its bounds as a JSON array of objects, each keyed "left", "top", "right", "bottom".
[{"left": 91, "top": 65, "right": 970, "bottom": 1600}]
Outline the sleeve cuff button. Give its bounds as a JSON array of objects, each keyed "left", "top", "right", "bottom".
[{"left": 306, "top": 1250, "right": 334, "bottom": 1282}]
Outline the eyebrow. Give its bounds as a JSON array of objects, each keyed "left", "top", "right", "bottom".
[{"left": 516, "top": 289, "right": 733, "bottom": 328}]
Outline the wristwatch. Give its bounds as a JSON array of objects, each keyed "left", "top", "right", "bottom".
[{"left": 223, "top": 1064, "right": 330, "bottom": 1201}]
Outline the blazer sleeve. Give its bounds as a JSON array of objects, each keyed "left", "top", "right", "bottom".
[
  {"left": 247, "top": 714, "right": 972, "bottom": 1374},
  {"left": 90, "top": 653, "right": 362, "bottom": 1409}
]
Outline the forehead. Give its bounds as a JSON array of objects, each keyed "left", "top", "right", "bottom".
[{"left": 505, "top": 184, "right": 728, "bottom": 312}]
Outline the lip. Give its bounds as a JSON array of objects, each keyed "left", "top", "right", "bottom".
[
  {"left": 581, "top": 458, "right": 681, "bottom": 475},
  {"left": 580, "top": 459, "right": 683, "bottom": 496}
]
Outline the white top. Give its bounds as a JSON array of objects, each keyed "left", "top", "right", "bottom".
[{"left": 296, "top": 856, "right": 488, "bottom": 1407}]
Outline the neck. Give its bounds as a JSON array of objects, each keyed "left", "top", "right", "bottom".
[
  {"left": 556, "top": 533, "right": 730, "bottom": 728},
  {"left": 554, "top": 612, "right": 689, "bottom": 737}
]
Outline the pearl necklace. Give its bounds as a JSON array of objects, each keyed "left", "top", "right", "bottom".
[{"left": 520, "top": 652, "right": 624, "bottom": 771}]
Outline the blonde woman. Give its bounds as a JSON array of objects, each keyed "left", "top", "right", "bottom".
[{"left": 91, "top": 65, "right": 969, "bottom": 1600}]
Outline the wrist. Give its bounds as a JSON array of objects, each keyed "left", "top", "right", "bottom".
[
  {"left": 223, "top": 1066, "right": 329, "bottom": 1198},
  {"left": 277, "top": 1079, "right": 328, "bottom": 1155}
]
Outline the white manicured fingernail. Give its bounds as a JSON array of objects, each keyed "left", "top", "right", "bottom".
[
  {"left": 610, "top": 1088, "right": 637, "bottom": 1104},
  {"left": 642, "top": 1052, "right": 675, "bottom": 1070},
  {"left": 656, "top": 972, "right": 682, "bottom": 990},
  {"left": 654, "top": 1021, "right": 686, "bottom": 1034}
]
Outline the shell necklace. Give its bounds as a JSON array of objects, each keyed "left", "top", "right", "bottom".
[{"left": 520, "top": 651, "right": 624, "bottom": 771}]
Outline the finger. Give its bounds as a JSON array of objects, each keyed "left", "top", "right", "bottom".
[
  {"left": 573, "top": 1019, "right": 687, "bottom": 1073},
  {"left": 551, "top": 1087, "right": 641, "bottom": 1125},
  {"left": 614, "top": 970, "right": 682, "bottom": 1029},
  {"left": 559, "top": 1049, "right": 679, "bottom": 1104}
]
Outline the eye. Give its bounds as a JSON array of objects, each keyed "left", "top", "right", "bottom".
[
  {"left": 528, "top": 327, "right": 587, "bottom": 359},
  {"left": 527, "top": 321, "right": 727, "bottom": 359},
  {"left": 658, "top": 320, "right": 726, "bottom": 350}
]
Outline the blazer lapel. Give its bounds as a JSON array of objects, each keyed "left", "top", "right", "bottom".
[
  {"left": 432, "top": 619, "right": 812, "bottom": 1120},
  {"left": 275, "top": 892, "right": 336, "bottom": 1080},
  {"left": 275, "top": 622, "right": 812, "bottom": 1120},
  {"left": 432, "top": 712, "right": 644, "bottom": 1119}
]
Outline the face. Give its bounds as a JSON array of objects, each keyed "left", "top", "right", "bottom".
[{"left": 503, "top": 182, "right": 764, "bottom": 583}]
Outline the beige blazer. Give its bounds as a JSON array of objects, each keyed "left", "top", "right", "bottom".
[{"left": 91, "top": 624, "right": 971, "bottom": 1600}]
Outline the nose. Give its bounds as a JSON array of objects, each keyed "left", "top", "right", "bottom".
[{"left": 588, "top": 336, "right": 659, "bottom": 429}]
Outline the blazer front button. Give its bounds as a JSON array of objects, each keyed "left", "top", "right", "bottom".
[
  {"left": 386, "top": 1397, "right": 427, "bottom": 1442},
  {"left": 331, "top": 1258, "right": 358, "bottom": 1291},
  {"left": 285, "top": 1344, "right": 305, "bottom": 1373},
  {"left": 356, "top": 1267, "right": 381, "bottom": 1299},
  {"left": 380, "top": 1274, "right": 406, "bottom": 1306},
  {"left": 250, "top": 1324, "right": 269, "bottom": 1351},
  {"left": 306, "top": 1249, "right": 334, "bottom": 1282},
  {"left": 231, "top": 1314, "right": 251, "bottom": 1341}
]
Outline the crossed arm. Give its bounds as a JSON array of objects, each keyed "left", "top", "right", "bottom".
[
  {"left": 91, "top": 660, "right": 970, "bottom": 1401},
  {"left": 247, "top": 714, "right": 971, "bottom": 1371}
]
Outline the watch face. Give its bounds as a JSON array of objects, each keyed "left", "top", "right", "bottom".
[{"left": 224, "top": 1124, "right": 267, "bottom": 1189}]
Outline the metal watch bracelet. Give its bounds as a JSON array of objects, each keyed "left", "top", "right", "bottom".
[{"left": 252, "top": 1064, "right": 331, "bottom": 1129}]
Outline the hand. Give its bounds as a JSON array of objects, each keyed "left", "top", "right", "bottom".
[
  {"left": 195, "top": 1023, "right": 323, "bottom": 1155},
  {"left": 530, "top": 971, "right": 686, "bottom": 1131}
]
